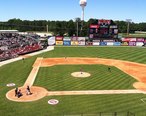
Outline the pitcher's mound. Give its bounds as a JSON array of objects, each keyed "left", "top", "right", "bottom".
[
  {"left": 71, "top": 72, "right": 91, "bottom": 78},
  {"left": 6, "top": 86, "right": 48, "bottom": 102}
]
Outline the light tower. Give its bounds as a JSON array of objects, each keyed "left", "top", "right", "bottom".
[{"left": 79, "top": 0, "right": 87, "bottom": 21}]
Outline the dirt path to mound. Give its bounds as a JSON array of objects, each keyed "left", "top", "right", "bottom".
[{"left": 6, "top": 57, "right": 146, "bottom": 102}]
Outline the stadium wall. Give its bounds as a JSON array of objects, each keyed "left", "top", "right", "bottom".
[{"left": 48, "top": 37, "right": 145, "bottom": 47}]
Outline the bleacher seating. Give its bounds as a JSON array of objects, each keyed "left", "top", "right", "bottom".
[{"left": 0, "top": 33, "right": 43, "bottom": 61}]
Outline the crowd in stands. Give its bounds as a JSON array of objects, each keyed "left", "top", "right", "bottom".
[{"left": 0, "top": 33, "right": 43, "bottom": 61}]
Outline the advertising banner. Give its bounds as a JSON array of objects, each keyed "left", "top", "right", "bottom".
[
  {"left": 113, "top": 42, "right": 121, "bottom": 46},
  {"left": 48, "top": 36, "right": 55, "bottom": 45},
  {"left": 78, "top": 37, "right": 85, "bottom": 46},
  {"left": 136, "top": 38, "right": 144, "bottom": 42},
  {"left": 78, "top": 41, "right": 85, "bottom": 45},
  {"left": 86, "top": 42, "right": 93, "bottom": 46},
  {"left": 71, "top": 41, "right": 78, "bottom": 45},
  {"left": 71, "top": 36, "right": 78, "bottom": 41},
  {"left": 63, "top": 37, "right": 71, "bottom": 41},
  {"left": 121, "top": 38, "right": 136, "bottom": 42},
  {"left": 121, "top": 42, "right": 129, "bottom": 46},
  {"left": 129, "top": 42, "right": 136, "bottom": 46},
  {"left": 100, "top": 42, "right": 107, "bottom": 46},
  {"left": 107, "top": 42, "right": 114, "bottom": 46},
  {"left": 136, "top": 42, "right": 144, "bottom": 46},
  {"left": 93, "top": 40, "right": 100, "bottom": 42},
  {"left": 93, "top": 42, "right": 100, "bottom": 46},
  {"left": 56, "top": 41, "right": 63, "bottom": 45},
  {"left": 63, "top": 41, "right": 71, "bottom": 46},
  {"left": 78, "top": 37, "right": 85, "bottom": 41},
  {"left": 55, "top": 36, "right": 63, "bottom": 41},
  {"left": 103, "top": 40, "right": 114, "bottom": 42}
]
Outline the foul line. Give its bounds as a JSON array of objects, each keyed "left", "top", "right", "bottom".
[
  {"left": 47, "top": 90, "right": 145, "bottom": 96},
  {"left": 23, "top": 57, "right": 43, "bottom": 87}
]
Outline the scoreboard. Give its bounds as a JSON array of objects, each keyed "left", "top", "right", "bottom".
[{"left": 89, "top": 19, "right": 118, "bottom": 40}]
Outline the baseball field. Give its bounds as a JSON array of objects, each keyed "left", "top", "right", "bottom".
[{"left": 1, "top": 46, "right": 146, "bottom": 116}]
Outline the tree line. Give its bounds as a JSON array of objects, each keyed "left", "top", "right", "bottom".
[{"left": 0, "top": 18, "right": 146, "bottom": 36}]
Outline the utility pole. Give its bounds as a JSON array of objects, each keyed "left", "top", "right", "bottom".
[
  {"left": 126, "top": 19, "right": 132, "bottom": 35},
  {"left": 75, "top": 18, "right": 81, "bottom": 37},
  {"left": 46, "top": 25, "right": 48, "bottom": 33}
]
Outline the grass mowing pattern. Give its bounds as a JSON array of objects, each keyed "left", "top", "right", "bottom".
[
  {"left": 1, "top": 47, "right": 146, "bottom": 115},
  {"left": 41, "top": 46, "right": 146, "bottom": 64},
  {"left": 34, "top": 65, "right": 136, "bottom": 90}
]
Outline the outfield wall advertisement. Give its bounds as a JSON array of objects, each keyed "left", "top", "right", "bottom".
[
  {"left": 121, "top": 42, "right": 129, "bottom": 46},
  {"left": 71, "top": 41, "right": 78, "bottom": 45},
  {"left": 113, "top": 42, "right": 121, "bottom": 46},
  {"left": 48, "top": 36, "right": 145, "bottom": 46},
  {"left": 107, "top": 42, "right": 114, "bottom": 46},
  {"left": 63, "top": 41, "right": 71, "bottom": 46},
  {"left": 129, "top": 42, "right": 136, "bottom": 46},
  {"left": 56, "top": 36, "right": 63, "bottom": 41},
  {"left": 71, "top": 36, "right": 78, "bottom": 41},
  {"left": 100, "top": 42, "right": 107, "bottom": 46},
  {"left": 63, "top": 37, "right": 71, "bottom": 41},
  {"left": 121, "top": 38, "right": 136, "bottom": 42},
  {"left": 48, "top": 36, "right": 55, "bottom": 45},
  {"left": 56, "top": 41, "right": 63, "bottom": 45},
  {"left": 136, "top": 42, "right": 144, "bottom": 46},
  {"left": 55, "top": 36, "right": 63, "bottom": 45},
  {"left": 78, "top": 37, "right": 85, "bottom": 46},
  {"left": 137, "top": 38, "right": 144, "bottom": 42},
  {"left": 86, "top": 42, "right": 93, "bottom": 46},
  {"left": 93, "top": 42, "right": 100, "bottom": 46}
]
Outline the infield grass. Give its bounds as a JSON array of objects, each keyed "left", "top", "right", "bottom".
[{"left": 34, "top": 65, "right": 135, "bottom": 91}]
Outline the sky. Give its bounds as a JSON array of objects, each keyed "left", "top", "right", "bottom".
[{"left": 0, "top": 0, "right": 145, "bottom": 23}]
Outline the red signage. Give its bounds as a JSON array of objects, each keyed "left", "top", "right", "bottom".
[
  {"left": 55, "top": 36, "right": 63, "bottom": 41},
  {"left": 98, "top": 20, "right": 111, "bottom": 25},
  {"left": 90, "top": 25, "right": 99, "bottom": 29},
  {"left": 121, "top": 38, "right": 136, "bottom": 42}
]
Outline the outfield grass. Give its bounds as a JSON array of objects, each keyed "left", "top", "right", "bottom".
[
  {"left": 1, "top": 46, "right": 146, "bottom": 116},
  {"left": 40, "top": 46, "right": 146, "bottom": 64}
]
